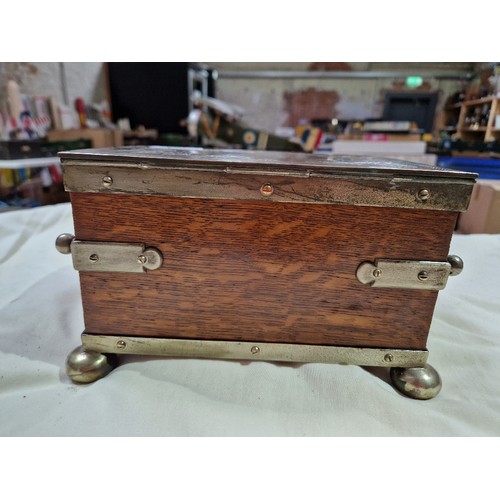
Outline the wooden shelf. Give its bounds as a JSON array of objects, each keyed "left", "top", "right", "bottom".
[
  {"left": 456, "top": 96, "right": 500, "bottom": 142},
  {"left": 453, "top": 96, "right": 496, "bottom": 108},
  {"left": 459, "top": 127, "right": 488, "bottom": 132}
]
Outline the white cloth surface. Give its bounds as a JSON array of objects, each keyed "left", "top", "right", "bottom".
[{"left": 0, "top": 202, "right": 499, "bottom": 436}]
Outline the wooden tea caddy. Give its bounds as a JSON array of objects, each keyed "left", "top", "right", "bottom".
[{"left": 56, "top": 147, "right": 476, "bottom": 399}]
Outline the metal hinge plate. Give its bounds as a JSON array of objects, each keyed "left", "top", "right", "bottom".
[
  {"left": 356, "top": 256, "right": 463, "bottom": 290},
  {"left": 56, "top": 234, "right": 162, "bottom": 273}
]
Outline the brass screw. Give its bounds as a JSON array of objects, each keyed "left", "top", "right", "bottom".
[
  {"left": 260, "top": 183, "right": 274, "bottom": 197},
  {"left": 116, "top": 340, "right": 127, "bottom": 349},
  {"left": 417, "top": 188, "right": 430, "bottom": 201},
  {"left": 137, "top": 255, "right": 148, "bottom": 265},
  {"left": 89, "top": 253, "right": 99, "bottom": 263},
  {"left": 418, "top": 271, "right": 429, "bottom": 281},
  {"left": 251, "top": 346, "right": 260, "bottom": 354},
  {"left": 102, "top": 175, "right": 113, "bottom": 187},
  {"left": 372, "top": 269, "right": 382, "bottom": 278},
  {"left": 384, "top": 353, "right": 394, "bottom": 363}
]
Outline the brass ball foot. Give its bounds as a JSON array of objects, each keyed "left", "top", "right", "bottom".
[
  {"left": 390, "top": 363, "right": 442, "bottom": 400},
  {"left": 66, "top": 345, "right": 117, "bottom": 383}
]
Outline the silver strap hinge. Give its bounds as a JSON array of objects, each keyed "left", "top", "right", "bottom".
[
  {"left": 356, "top": 255, "right": 463, "bottom": 290},
  {"left": 56, "top": 233, "right": 162, "bottom": 273}
]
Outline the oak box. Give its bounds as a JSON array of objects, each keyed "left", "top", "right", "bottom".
[{"left": 56, "top": 147, "right": 476, "bottom": 399}]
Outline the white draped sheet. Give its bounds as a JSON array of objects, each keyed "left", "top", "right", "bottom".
[{"left": 1, "top": 203, "right": 499, "bottom": 436}]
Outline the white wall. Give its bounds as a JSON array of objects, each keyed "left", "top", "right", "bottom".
[{"left": 206, "top": 62, "right": 475, "bottom": 133}]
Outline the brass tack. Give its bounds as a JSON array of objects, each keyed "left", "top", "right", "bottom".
[
  {"left": 260, "top": 183, "right": 274, "bottom": 197},
  {"left": 251, "top": 346, "right": 260, "bottom": 354},
  {"left": 116, "top": 340, "right": 127, "bottom": 349},
  {"left": 384, "top": 353, "right": 394, "bottom": 363}
]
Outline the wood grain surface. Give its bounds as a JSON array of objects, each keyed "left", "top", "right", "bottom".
[{"left": 71, "top": 192, "right": 458, "bottom": 349}]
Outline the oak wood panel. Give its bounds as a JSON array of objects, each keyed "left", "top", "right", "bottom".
[{"left": 71, "top": 193, "right": 458, "bottom": 349}]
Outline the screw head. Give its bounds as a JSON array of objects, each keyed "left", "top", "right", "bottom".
[
  {"left": 116, "top": 340, "right": 127, "bottom": 349},
  {"left": 89, "top": 253, "right": 99, "bottom": 263},
  {"left": 102, "top": 175, "right": 113, "bottom": 187},
  {"left": 372, "top": 268, "right": 382, "bottom": 278},
  {"left": 251, "top": 346, "right": 260, "bottom": 354},
  {"left": 137, "top": 255, "right": 148, "bottom": 265},
  {"left": 417, "top": 188, "right": 430, "bottom": 201},
  {"left": 260, "top": 183, "right": 274, "bottom": 197},
  {"left": 384, "top": 353, "right": 394, "bottom": 363},
  {"left": 418, "top": 271, "right": 429, "bottom": 281}
]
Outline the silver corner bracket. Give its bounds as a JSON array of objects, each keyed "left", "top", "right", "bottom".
[
  {"left": 356, "top": 255, "right": 463, "bottom": 290},
  {"left": 55, "top": 233, "right": 162, "bottom": 273}
]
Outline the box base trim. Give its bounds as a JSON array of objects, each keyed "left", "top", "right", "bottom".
[{"left": 81, "top": 333, "right": 428, "bottom": 368}]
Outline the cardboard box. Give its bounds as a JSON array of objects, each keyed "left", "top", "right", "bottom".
[
  {"left": 47, "top": 129, "right": 123, "bottom": 149},
  {"left": 458, "top": 180, "right": 500, "bottom": 233}
]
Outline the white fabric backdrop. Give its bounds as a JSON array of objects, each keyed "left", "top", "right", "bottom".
[{"left": 1, "top": 203, "right": 499, "bottom": 436}]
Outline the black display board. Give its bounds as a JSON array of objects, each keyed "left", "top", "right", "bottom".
[
  {"left": 382, "top": 92, "right": 438, "bottom": 133},
  {"left": 107, "top": 62, "right": 215, "bottom": 135}
]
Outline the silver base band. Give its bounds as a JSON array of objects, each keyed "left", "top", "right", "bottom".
[{"left": 82, "top": 333, "right": 428, "bottom": 368}]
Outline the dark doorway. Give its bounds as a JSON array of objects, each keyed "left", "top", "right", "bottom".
[{"left": 382, "top": 92, "right": 438, "bottom": 133}]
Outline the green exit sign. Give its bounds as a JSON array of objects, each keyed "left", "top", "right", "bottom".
[{"left": 406, "top": 76, "right": 423, "bottom": 88}]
